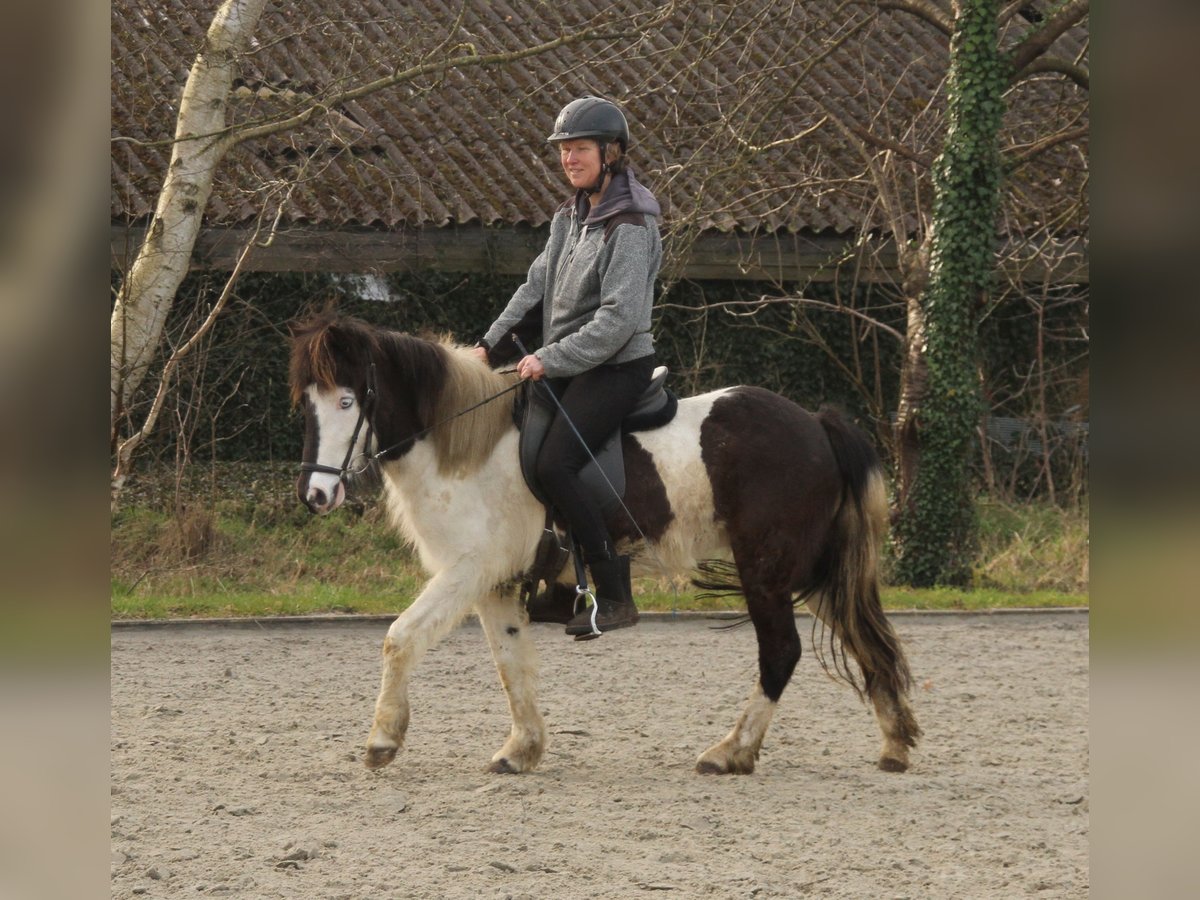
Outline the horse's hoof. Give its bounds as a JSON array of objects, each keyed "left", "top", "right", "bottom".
[
  {"left": 878, "top": 755, "right": 909, "bottom": 773},
  {"left": 364, "top": 745, "right": 398, "bottom": 770},
  {"left": 697, "top": 747, "right": 756, "bottom": 775},
  {"left": 486, "top": 757, "right": 519, "bottom": 775}
]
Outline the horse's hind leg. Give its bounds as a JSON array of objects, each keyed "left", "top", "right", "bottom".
[
  {"left": 475, "top": 588, "right": 547, "bottom": 774},
  {"left": 870, "top": 689, "right": 920, "bottom": 773},
  {"left": 803, "top": 595, "right": 921, "bottom": 772},
  {"left": 365, "top": 570, "right": 477, "bottom": 770},
  {"left": 696, "top": 588, "right": 800, "bottom": 775}
]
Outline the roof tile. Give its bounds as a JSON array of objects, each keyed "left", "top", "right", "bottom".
[{"left": 111, "top": 0, "right": 1088, "bottom": 237}]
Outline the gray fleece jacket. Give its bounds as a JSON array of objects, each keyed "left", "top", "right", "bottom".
[{"left": 482, "top": 169, "right": 662, "bottom": 378}]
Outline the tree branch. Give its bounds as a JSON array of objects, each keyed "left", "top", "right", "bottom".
[
  {"left": 1008, "top": 0, "right": 1089, "bottom": 80},
  {"left": 871, "top": 0, "right": 953, "bottom": 36},
  {"left": 819, "top": 107, "right": 934, "bottom": 169},
  {"left": 657, "top": 295, "right": 906, "bottom": 342},
  {"left": 1004, "top": 123, "right": 1089, "bottom": 168},
  {"left": 1011, "top": 54, "right": 1089, "bottom": 90},
  {"left": 111, "top": 216, "right": 263, "bottom": 506},
  {"left": 223, "top": 18, "right": 651, "bottom": 150},
  {"left": 998, "top": 1, "right": 1028, "bottom": 25}
]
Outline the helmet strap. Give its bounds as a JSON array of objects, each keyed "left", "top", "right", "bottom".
[{"left": 587, "top": 141, "right": 609, "bottom": 195}]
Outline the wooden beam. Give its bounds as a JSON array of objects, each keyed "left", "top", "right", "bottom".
[
  {"left": 109, "top": 223, "right": 549, "bottom": 277},
  {"left": 110, "top": 223, "right": 1087, "bottom": 284}
]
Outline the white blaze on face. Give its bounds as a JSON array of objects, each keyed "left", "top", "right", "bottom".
[{"left": 303, "top": 384, "right": 365, "bottom": 514}]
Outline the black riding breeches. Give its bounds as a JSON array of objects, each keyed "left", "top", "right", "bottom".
[{"left": 533, "top": 354, "right": 656, "bottom": 561}]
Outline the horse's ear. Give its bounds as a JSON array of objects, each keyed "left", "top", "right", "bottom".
[{"left": 290, "top": 297, "right": 344, "bottom": 335}]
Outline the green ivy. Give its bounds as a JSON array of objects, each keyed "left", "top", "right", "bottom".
[
  {"left": 121, "top": 260, "right": 1081, "bottom": 508},
  {"left": 129, "top": 271, "right": 899, "bottom": 468},
  {"left": 893, "top": 0, "right": 1009, "bottom": 586}
]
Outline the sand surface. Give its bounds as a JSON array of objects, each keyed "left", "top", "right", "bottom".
[{"left": 111, "top": 612, "right": 1088, "bottom": 898}]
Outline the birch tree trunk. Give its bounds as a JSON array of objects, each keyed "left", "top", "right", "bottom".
[{"left": 109, "top": 0, "right": 268, "bottom": 447}]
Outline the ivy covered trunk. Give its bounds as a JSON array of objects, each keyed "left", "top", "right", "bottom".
[{"left": 892, "top": 0, "right": 1007, "bottom": 586}]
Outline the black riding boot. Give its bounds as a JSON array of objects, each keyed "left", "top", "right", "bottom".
[{"left": 565, "top": 554, "right": 638, "bottom": 639}]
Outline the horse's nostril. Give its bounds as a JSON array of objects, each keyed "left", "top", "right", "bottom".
[{"left": 310, "top": 487, "right": 327, "bottom": 509}]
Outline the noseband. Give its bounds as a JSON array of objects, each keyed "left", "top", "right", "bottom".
[{"left": 300, "top": 363, "right": 377, "bottom": 482}]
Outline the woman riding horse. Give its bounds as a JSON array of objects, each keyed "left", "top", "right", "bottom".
[{"left": 471, "top": 96, "right": 662, "bottom": 639}]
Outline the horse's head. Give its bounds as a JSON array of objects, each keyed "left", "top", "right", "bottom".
[
  {"left": 288, "top": 313, "right": 521, "bottom": 514},
  {"left": 288, "top": 314, "right": 382, "bottom": 515}
]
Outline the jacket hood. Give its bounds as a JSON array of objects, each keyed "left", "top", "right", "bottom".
[{"left": 576, "top": 169, "right": 662, "bottom": 225}]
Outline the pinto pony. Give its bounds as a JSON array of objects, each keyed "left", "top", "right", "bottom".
[{"left": 289, "top": 313, "right": 920, "bottom": 775}]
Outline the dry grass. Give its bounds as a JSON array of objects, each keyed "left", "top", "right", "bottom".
[{"left": 974, "top": 497, "right": 1089, "bottom": 593}]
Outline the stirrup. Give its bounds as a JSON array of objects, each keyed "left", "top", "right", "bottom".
[{"left": 573, "top": 584, "right": 600, "bottom": 638}]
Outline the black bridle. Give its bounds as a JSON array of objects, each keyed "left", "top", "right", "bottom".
[{"left": 300, "top": 363, "right": 378, "bottom": 482}]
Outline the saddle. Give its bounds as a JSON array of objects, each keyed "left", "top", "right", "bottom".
[
  {"left": 517, "top": 366, "right": 677, "bottom": 514},
  {"left": 515, "top": 367, "right": 678, "bottom": 609}
]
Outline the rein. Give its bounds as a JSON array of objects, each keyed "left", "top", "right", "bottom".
[{"left": 366, "top": 379, "right": 523, "bottom": 469}]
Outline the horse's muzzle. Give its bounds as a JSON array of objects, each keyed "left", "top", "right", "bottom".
[{"left": 297, "top": 473, "right": 345, "bottom": 515}]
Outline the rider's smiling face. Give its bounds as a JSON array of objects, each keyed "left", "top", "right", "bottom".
[{"left": 558, "top": 139, "right": 603, "bottom": 190}]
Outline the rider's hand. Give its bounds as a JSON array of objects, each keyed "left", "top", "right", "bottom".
[
  {"left": 516, "top": 354, "right": 545, "bottom": 381},
  {"left": 470, "top": 345, "right": 490, "bottom": 365}
]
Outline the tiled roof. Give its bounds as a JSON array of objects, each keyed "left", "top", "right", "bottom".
[{"left": 111, "top": 0, "right": 1088, "bottom": 237}]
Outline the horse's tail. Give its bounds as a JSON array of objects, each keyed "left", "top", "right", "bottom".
[{"left": 806, "top": 407, "right": 913, "bottom": 705}]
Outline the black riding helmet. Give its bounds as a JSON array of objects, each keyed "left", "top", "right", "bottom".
[
  {"left": 547, "top": 96, "right": 630, "bottom": 194},
  {"left": 547, "top": 96, "right": 630, "bottom": 146}
]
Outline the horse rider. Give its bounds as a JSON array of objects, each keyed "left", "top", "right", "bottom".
[{"left": 471, "top": 95, "right": 663, "bottom": 638}]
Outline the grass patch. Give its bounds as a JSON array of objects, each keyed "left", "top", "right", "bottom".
[
  {"left": 110, "top": 583, "right": 414, "bottom": 620},
  {"left": 111, "top": 463, "right": 1088, "bottom": 619},
  {"left": 880, "top": 585, "right": 1081, "bottom": 611}
]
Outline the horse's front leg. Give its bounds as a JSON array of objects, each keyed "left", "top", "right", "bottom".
[
  {"left": 364, "top": 569, "right": 478, "bottom": 770},
  {"left": 475, "top": 587, "right": 546, "bottom": 774}
]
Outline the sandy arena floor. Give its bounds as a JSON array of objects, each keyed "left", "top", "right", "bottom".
[{"left": 111, "top": 611, "right": 1088, "bottom": 898}]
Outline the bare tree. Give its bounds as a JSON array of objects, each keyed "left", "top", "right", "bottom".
[{"left": 112, "top": 0, "right": 270, "bottom": 453}]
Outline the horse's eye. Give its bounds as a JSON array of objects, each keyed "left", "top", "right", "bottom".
[{"left": 340, "top": 396, "right": 355, "bottom": 410}]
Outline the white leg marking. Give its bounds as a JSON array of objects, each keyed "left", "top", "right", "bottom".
[
  {"left": 873, "top": 693, "right": 915, "bottom": 772},
  {"left": 476, "top": 589, "right": 546, "bottom": 774},
  {"left": 364, "top": 568, "right": 479, "bottom": 769},
  {"left": 805, "top": 596, "right": 916, "bottom": 772},
  {"left": 696, "top": 684, "right": 777, "bottom": 775}
]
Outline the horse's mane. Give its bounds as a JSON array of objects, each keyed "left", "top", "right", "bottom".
[
  {"left": 289, "top": 312, "right": 518, "bottom": 477},
  {"left": 407, "top": 333, "right": 519, "bottom": 477}
]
